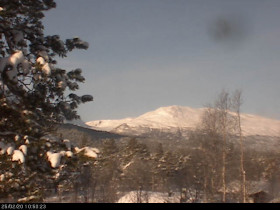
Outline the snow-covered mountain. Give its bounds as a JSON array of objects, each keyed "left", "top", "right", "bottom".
[{"left": 86, "top": 105, "right": 280, "bottom": 138}]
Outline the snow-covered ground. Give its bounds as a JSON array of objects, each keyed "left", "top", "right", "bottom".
[
  {"left": 44, "top": 191, "right": 182, "bottom": 203},
  {"left": 117, "top": 191, "right": 181, "bottom": 203}
]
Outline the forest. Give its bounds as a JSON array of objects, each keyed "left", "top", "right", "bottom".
[{"left": 55, "top": 122, "right": 280, "bottom": 203}]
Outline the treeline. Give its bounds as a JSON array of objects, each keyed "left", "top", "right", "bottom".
[{"left": 53, "top": 135, "right": 280, "bottom": 203}]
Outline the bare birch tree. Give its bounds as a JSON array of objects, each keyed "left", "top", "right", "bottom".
[
  {"left": 201, "top": 90, "right": 236, "bottom": 202},
  {"left": 215, "top": 90, "right": 231, "bottom": 202},
  {"left": 232, "top": 90, "right": 247, "bottom": 203}
]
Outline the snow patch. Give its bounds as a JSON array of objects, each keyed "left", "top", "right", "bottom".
[
  {"left": 86, "top": 118, "right": 134, "bottom": 132},
  {"left": 18, "top": 196, "right": 38, "bottom": 203},
  {"left": 65, "top": 151, "right": 73, "bottom": 158},
  {"left": 36, "top": 56, "right": 51, "bottom": 75},
  {"left": 0, "top": 174, "right": 4, "bottom": 182},
  {"left": 0, "top": 142, "right": 14, "bottom": 155},
  {"left": 6, "top": 146, "right": 15, "bottom": 155},
  {"left": 46, "top": 149, "right": 74, "bottom": 168},
  {"left": 0, "top": 51, "right": 30, "bottom": 81},
  {"left": 36, "top": 57, "right": 45, "bottom": 65},
  {"left": 117, "top": 191, "right": 181, "bottom": 203},
  {"left": 75, "top": 147, "right": 99, "bottom": 158},
  {"left": 46, "top": 151, "right": 64, "bottom": 168},
  {"left": 14, "top": 135, "right": 20, "bottom": 142},
  {"left": 12, "top": 150, "right": 25, "bottom": 164},
  {"left": 19, "top": 145, "right": 27, "bottom": 156},
  {"left": 0, "top": 142, "right": 27, "bottom": 163}
]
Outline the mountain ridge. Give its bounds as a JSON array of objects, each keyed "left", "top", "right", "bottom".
[{"left": 86, "top": 105, "right": 280, "bottom": 138}]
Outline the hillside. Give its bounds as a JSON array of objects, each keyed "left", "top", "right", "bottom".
[
  {"left": 57, "top": 123, "right": 126, "bottom": 147},
  {"left": 86, "top": 105, "right": 280, "bottom": 137}
]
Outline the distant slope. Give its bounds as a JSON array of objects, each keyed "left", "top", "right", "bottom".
[
  {"left": 65, "top": 119, "right": 91, "bottom": 128},
  {"left": 86, "top": 105, "right": 280, "bottom": 137},
  {"left": 57, "top": 123, "right": 126, "bottom": 147}
]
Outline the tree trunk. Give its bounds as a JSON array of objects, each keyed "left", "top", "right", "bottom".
[
  {"left": 222, "top": 136, "right": 226, "bottom": 203},
  {"left": 234, "top": 90, "right": 246, "bottom": 203},
  {"left": 222, "top": 119, "right": 228, "bottom": 203},
  {"left": 239, "top": 116, "right": 246, "bottom": 203}
]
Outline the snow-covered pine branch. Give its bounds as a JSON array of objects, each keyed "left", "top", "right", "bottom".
[{"left": 0, "top": 0, "right": 94, "bottom": 202}]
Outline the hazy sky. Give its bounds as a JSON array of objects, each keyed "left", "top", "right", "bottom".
[{"left": 43, "top": 0, "right": 280, "bottom": 121}]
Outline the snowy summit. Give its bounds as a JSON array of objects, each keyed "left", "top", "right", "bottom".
[{"left": 86, "top": 105, "right": 280, "bottom": 137}]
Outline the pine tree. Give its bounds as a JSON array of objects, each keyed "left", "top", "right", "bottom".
[{"left": 0, "top": 0, "right": 94, "bottom": 202}]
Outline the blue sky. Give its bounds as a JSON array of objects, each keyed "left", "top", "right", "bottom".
[{"left": 44, "top": 0, "right": 280, "bottom": 121}]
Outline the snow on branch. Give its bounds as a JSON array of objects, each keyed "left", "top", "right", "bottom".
[{"left": 0, "top": 51, "right": 30, "bottom": 82}]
